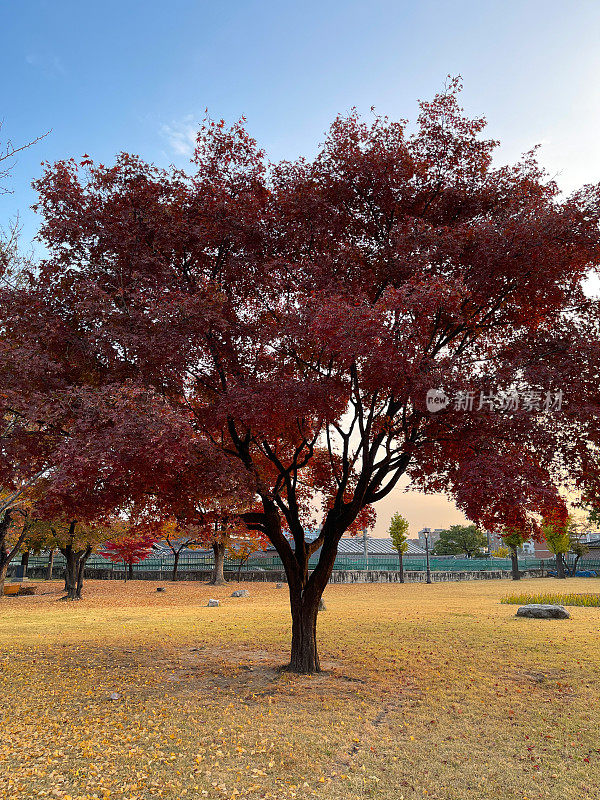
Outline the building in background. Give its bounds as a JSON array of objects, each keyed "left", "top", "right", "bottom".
[
  {"left": 337, "top": 536, "right": 425, "bottom": 557},
  {"left": 486, "top": 530, "right": 536, "bottom": 556},
  {"left": 417, "top": 528, "right": 444, "bottom": 550}
]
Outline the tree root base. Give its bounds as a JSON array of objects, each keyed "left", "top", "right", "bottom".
[{"left": 280, "top": 662, "right": 323, "bottom": 675}]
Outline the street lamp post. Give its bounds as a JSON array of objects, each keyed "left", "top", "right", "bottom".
[{"left": 425, "top": 532, "right": 432, "bottom": 584}]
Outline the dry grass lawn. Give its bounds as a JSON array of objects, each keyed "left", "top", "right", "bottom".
[{"left": 1, "top": 577, "right": 599, "bottom": 800}]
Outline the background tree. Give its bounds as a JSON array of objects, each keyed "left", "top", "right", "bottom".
[
  {"left": 152, "top": 476, "right": 258, "bottom": 586},
  {"left": 586, "top": 504, "right": 600, "bottom": 528},
  {"left": 165, "top": 535, "right": 198, "bottom": 582},
  {"left": 52, "top": 519, "right": 110, "bottom": 599},
  {"left": 0, "top": 488, "right": 52, "bottom": 593},
  {"left": 567, "top": 528, "right": 589, "bottom": 576},
  {"left": 491, "top": 545, "right": 510, "bottom": 558},
  {"left": 0, "top": 501, "right": 29, "bottom": 594},
  {"left": 542, "top": 515, "right": 572, "bottom": 579},
  {"left": 158, "top": 513, "right": 264, "bottom": 583},
  {"left": 20, "top": 516, "right": 56, "bottom": 579},
  {"left": 194, "top": 511, "right": 253, "bottom": 586},
  {"left": 100, "top": 530, "right": 156, "bottom": 582},
  {"left": 501, "top": 529, "right": 529, "bottom": 581},
  {"left": 432, "top": 525, "right": 487, "bottom": 558},
  {"left": 5, "top": 83, "right": 600, "bottom": 671},
  {"left": 560, "top": 516, "right": 590, "bottom": 576},
  {"left": 157, "top": 518, "right": 203, "bottom": 582},
  {"left": 388, "top": 512, "right": 410, "bottom": 583},
  {"left": 226, "top": 527, "right": 270, "bottom": 581}
]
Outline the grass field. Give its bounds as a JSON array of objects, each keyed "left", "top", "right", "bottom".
[{"left": 1, "top": 578, "right": 599, "bottom": 800}]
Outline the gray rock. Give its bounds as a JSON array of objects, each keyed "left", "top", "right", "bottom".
[
  {"left": 318, "top": 598, "right": 326, "bottom": 611},
  {"left": 276, "top": 583, "right": 284, "bottom": 589},
  {"left": 516, "top": 604, "right": 570, "bottom": 619},
  {"left": 156, "top": 587, "right": 166, "bottom": 592},
  {"left": 207, "top": 598, "right": 220, "bottom": 607},
  {"left": 108, "top": 692, "right": 120, "bottom": 701},
  {"left": 231, "top": 589, "right": 249, "bottom": 597}
]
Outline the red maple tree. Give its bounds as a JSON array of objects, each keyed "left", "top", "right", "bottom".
[
  {"left": 100, "top": 532, "right": 157, "bottom": 581},
  {"left": 3, "top": 81, "right": 600, "bottom": 670}
]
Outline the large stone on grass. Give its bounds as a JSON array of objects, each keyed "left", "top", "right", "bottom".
[
  {"left": 231, "top": 589, "right": 249, "bottom": 597},
  {"left": 318, "top": 598, "right": 326, "bottom": 611},
  {"left": 516, "top": 604, "right": 570, "bottom": 619},
  {"left": 207, "top": 598, "right": 220, "bottom": 607}
]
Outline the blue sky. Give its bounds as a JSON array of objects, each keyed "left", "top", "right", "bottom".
[
  {"left": 3, "top": 0, "right": 600, "bottom": 533},
  {"left": 4, "top": 0, "right": 600, "bottom": 244}
]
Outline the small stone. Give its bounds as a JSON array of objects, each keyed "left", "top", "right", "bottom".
[
  {"left": 108, "top": 692, "right": 120, "bottom": 701},
  {"left": 231, "top": 589, "right": 249, "bottom": 597},
  {"left": 276, "top": 583, "right": 284, "bottom": 589},
  {"left": 516, "top": 604, "right": 570, "bottom": 619},
  {"left": 207, "top": 598, "right": 219, "bottom": 607},
  {"left": 156, "top": 587, "right": 166, "bottom": 592},
  {"left": 318, "top": 599, "right": 326, "bottom": 611}
]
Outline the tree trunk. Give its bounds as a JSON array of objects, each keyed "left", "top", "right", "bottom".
[
  {"left": 286, "top": 536, "right": 339, "bottom": 674},
  {"left": 60, "top": 542, "right": 86, "bottom": 600},
  {"left": 210, "top": 540, "right": 226, "bottom": 585},
  {"left": 289, "top": 589, "right": 321, "bottom": 673},
  {"left": 128, "top": 562, "right": 133, "bottom": 581},
  {"left": 0, "top": 510, "right": 27, "bottom": 596},
  {"left": 171, "top": 550, "right": 180, "bottom": 581},
  {"left": 20, "top": 549, "right": 30, "bottom": 577},
  {"left": 556, "top": 552, "right": 566, "bottom": 579},
  {"left": 237, "top": 556, "right": 249, "bottom": 582},
  {"left": 0, "top": 510, "right": 13, "bottom": 596},
  {"left": 244, "top": 497, "right": 342, "bottom": 674},
  {"left": 568, "top": 555, "right": 580, "bottom": 577},
  {"left": 0, "top": 560, "right": 9, "bottom": 597},
  {"left": 75, "top": 546, "right": 92, "bottom": 598},
  {"left": 510, "top": 546, "right": 520, "bottom": 580},
  {"left": 46, "top": 548, "right": 55, "bottom": 581},
  {"left": 398, "top": 550, "right": 404, "bottom": 583}
]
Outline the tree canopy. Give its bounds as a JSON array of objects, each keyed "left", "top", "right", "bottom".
[
  {"left": 3, "top": 81, "right": 600, "bottom": 670},
  {"left": 432, "top": 525, "right": 487, "bottom": 557},
  {"left": 389, "top": 513, "right": 410, "bottom": 554}
]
